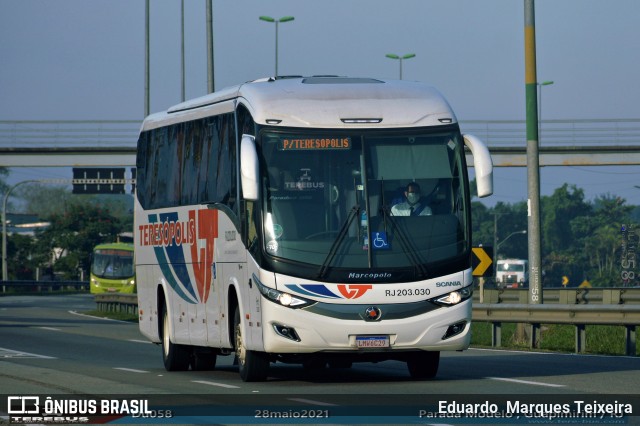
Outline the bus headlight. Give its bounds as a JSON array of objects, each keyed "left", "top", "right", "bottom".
[
  {"left": 432, "top": 285, "right": 473, "bottom": 306},
  {"left": 255, "top": 278, "right": 314, "bottom": 308}
]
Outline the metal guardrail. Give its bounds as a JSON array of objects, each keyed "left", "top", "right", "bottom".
[
  {"left": 0, "top": 280, "right": 88, "bottom": 293},
  {"left": 473, "top": 287, "right": 640, "bottom": 305},
  {"left": 94, "top": 293, "right": 138, "bottom": 316},
  {"left": 473, "top": 288, "right": 639, "bottom": 356}
]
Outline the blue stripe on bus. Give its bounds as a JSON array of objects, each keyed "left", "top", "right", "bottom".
[{"left": 149, "top": 214, "right": 197, "bottom": 304}]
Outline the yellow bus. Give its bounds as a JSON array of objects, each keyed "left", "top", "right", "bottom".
[{"left": 90, "top": 242, "right": 136, "bottom": 294}]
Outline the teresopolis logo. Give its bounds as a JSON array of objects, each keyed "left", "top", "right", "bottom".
[
  {"left": 284, "top": 283, "right": 373, "bottom": 300},
  {"left": 138, "top": 209, "right": 218, "bottom": 304},
  {"left": 337, "top": 284, "right": 373, "bottom": 299}
]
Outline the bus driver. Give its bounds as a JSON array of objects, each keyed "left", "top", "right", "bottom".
[{"left": 391, "top": 182, "right": 433, "bottom": 216}]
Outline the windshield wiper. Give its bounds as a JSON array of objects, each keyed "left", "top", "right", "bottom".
[
  {"left": 380, "top": 204, "right": 428, "bottom": 277},
  {"left": 317, "top": 205, "right": 359, "bottom": 279}
]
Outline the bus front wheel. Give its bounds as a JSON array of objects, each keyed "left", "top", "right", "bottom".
[
  {"left": 233, "top": 307, "right": 269, "bottom": 382},
  {"left": 406, "top": 351, "right": 440, "bottom": 379},
  {"left": 161, "top": 304, "right": 190, "bottom": 371}
]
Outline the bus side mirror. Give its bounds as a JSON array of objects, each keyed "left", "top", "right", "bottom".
[
  {"left": 463, "top": 134, "right": 493, "bottom": 198},
  {"left": 240, "top": 134, "right": 259, "bottom": 201}
]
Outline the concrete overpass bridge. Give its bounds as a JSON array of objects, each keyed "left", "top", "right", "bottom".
[{"left": 1, "top": 119, "right": 639, "bottom": 167}]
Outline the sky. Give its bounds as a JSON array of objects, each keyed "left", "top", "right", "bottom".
[{"left": 1, "top": 0, "right": 639, "bottom": 208}]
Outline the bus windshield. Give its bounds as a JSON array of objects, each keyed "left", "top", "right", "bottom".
[
  {"left": 91, "top": 248, "right": 135, "bottom": 279},
  {"left": 259, "top": 127, "right": 469, "bottom": 280}
]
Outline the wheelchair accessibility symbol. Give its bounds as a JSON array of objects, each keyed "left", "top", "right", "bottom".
[{"left": 372, "top": 232, "right": 390, "bottom": 250}]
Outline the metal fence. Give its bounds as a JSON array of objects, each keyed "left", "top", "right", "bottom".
[
  {"left": 94, "top": 293, "right": 138, "bottom": 316},
  {"left": 0, "top": 120, "right": 140, "bottom": 148},
  {"left": 461, "top": 119, "right": 640, "bottom": 147}
]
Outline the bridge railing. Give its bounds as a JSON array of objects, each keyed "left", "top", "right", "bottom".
[
  {"left": 2, "top": 119, "right": 640, "bottom": 149},
  {"left": 461, "top": 118, "right": 640, "bottom": 147},
  {"left": 0, "top": 120, "right": 140, "bottom": 148}
]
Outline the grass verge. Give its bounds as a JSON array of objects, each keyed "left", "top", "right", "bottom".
[
  {"left": 471, "top": 322, "right": 639, "bottom": 356},
  {"left": 83, "top": 309, "right": 138, "bottom": 322}
]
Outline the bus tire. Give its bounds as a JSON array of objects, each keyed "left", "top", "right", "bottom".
[
  {"left": 234, "top": 307, "right": 269, "bottom": 382},
  {"left": 407, "top": 351, "right": 440, "bottom": 379},
  {"left": 192, "top": 351, "right": 217, "bottom": 371},
  {"left": 328, "top": 359, "right": 352, "bottom": 369},
  {"left": 161, "top": 304, "right": 190, "bottom": 371},
  {"left": 303, "top": 357, "right": 327, "bottom": 370}
]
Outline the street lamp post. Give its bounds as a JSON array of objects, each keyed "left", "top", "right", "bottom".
[
  {"left": 385, "top": 53, "right": 416, "bottom": 80},
  {"left": 3, "top": 180, "right": 38, "bottom": 281},
  {"left": 497, "top": 230, "right": 527, "bottom": 252},
  {"left": 537, "top": 80, "right": 554, "bottom": 137},
  {"left": 259, "top": 15, "right": 295, "bottom": 77},
  {"left": 494, "top": 229, "right": 527, "bottom": 280}
]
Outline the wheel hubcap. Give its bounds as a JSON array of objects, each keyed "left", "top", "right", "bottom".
[
  {"left": 163, "top": 313, "right": 170, "bottom": 357},
  {"left": 235, "top": 324, "right": 246, "bottom": 366}
]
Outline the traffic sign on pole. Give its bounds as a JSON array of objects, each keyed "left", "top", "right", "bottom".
[{"left": 472, "top": 246, "right": 494, "bottom": 277}]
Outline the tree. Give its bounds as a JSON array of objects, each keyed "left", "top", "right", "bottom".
[
  {"left": 7, "top": 234, "right": 39, "bottom": 280},
  {"left": 493, "top": 201, "right": 528, "bottom": 260},
  {"left": 471, "top": 183, "right": 639, "bottom": 288},
  {"left": 471, "top": 201, "right": 492, "bottom": 246},
  {"left": 34, "top": 201, "right": 122, "bottom": 279},
  {"left": 541, "top": 184, "right": 591, "bottom": 254},
  {"left": 578, "top": 195, "right": 634, "bottom": 287},
  {"left": 16, "top": 184, "right": 74, "bottom": 218}
]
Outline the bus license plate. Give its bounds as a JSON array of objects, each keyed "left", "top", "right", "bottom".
[{"left": 356, "top": 336, "right": 390, "bottom": 348}]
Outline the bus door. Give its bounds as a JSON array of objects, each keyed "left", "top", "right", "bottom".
[{"left": 207, "top": 211, "right": 253, "bottom": 348}]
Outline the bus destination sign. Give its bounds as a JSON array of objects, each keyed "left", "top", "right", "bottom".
[{"left": 279, "top": 137, "right": 351, "bottom": 150}]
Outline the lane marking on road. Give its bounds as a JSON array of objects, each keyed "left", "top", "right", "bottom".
[
  {"left": 114, "top": 367, "right": 149, "bottom": 373},
  {"left": 487, "top": 377, "right": 565, "bottom": 388},
  {"left": 38, "top": 326, "right": 61, "bottom": 331},
  {"left": 287, "top": 398, "right": 338, "bottom": 406},
  {"left": 0, "top": 346, "right": 56, "bottom": 359},
  {"left": 191, "top": 380, "right": 240, "bottom": 389},
  {"left": 68, "top": 310, "right": 134, "bottom": 323}
]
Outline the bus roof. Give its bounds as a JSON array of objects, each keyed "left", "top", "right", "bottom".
[
  {"left": 94, "top": 242, "right": 134, "bottom": 251},
  {"left": 142, "top": 76, "right": 458, "bottom": 131}
]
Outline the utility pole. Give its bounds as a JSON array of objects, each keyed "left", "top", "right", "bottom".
[
  {"left": 3, "top": 180, "right": 38, "bottom": 281},
  {"left": 525, "top": 0, "right": 543, "bottom": 347},
  {"left": 181, "top": 0, "right": 185, "bottom": 102},
  {"left": 206, "top": 0, "right": 215, "bottom": 93},
  {"left": 144, "top": 0, "right": 150, "bottom": 117}
]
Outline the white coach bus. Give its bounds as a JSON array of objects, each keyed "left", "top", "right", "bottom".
[{"left": 134, "top": 76, "right": 493, "bottom": 381}]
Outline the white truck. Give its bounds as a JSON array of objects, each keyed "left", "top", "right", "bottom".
[{"left": 496, "top": 259, "right": 528, "bottom": 288}]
